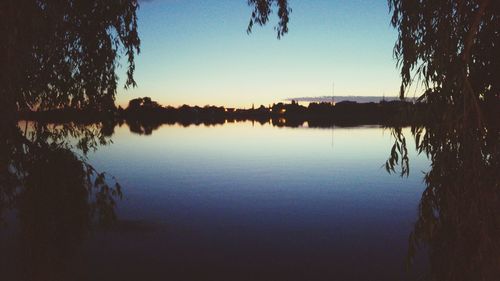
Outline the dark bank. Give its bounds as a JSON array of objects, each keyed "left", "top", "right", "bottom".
[
  {"left": 20, "top": 97, "right": 420, "bottom": 125},
  {"left": 2, "top": 0, "right": 500, "bottom": 281}
]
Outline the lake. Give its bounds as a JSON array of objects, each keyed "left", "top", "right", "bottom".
[{"left": 1, "top": 122, "right": 430, "bottom": 280}]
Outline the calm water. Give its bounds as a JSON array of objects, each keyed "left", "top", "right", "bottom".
[{"left": 1, "top": 122, "right": 430, "bottom": 280}]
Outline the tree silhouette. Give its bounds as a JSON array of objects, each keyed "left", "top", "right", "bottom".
[
  {"left": 384, "top": 2, "right": 500, "bottom": 280},
  {"left": 247, "top": 0, "right": 291, "bottom": 39},
  {"left": 249, "top": 2, "right": 499, "bottom": 280},
  {"left": 0, "top": 125, "right": 122, "bottom": 280},
  {"left": 0, "top": 0, "right": 140, "bottom": 117},
  {"left": 389, "top": 0, "right": 499, "bottom": 126},
  {"left": 249, "top": 1, "right": 499, "bottom": 110}
]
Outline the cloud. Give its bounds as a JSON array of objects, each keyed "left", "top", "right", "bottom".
[{"left": 285, "top": 96, "right": 414, "bottom": 103}]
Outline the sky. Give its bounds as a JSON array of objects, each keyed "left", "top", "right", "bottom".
[{"left": 116, "top": 0, "right": 403, "bottom": 108}]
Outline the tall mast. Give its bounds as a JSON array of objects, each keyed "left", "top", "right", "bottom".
[{"left": 332, "top": 81, "right": 335, "bottom": 105}]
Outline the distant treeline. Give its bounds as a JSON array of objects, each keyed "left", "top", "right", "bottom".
[{"left": 21, "top": 97, "right": 426, "bottom": 129}]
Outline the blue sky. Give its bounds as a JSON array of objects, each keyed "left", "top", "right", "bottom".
[{"left": 116, "top": 0, "right": 402, "bottom": 108}]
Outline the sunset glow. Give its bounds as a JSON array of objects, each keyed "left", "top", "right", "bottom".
[{"left": 116, "top": 0, "right": 401, "bottom": 108}]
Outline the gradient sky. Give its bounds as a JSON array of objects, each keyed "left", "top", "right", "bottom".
[{"left": 116, "top": 0, "right": 404, "bottom": 108}]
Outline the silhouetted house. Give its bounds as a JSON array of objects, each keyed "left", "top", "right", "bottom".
[{"left": 271, "top": 103, "right": 285, "bottom": 114}]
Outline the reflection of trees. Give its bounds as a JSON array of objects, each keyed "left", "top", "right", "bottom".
[
  {"left": 384, "top": 1, "right": 500, "bottom": 279},
  {"left": 1, "top": 3, "right": 137, "bottom": 276},
  {"left": 0, "top": 123, "right": 121, "bottom": 280},
  {"left": 127, "top": 119, "right": 163, "bottom": 135},
  {"left": 387, "top": 107, "right": 500, "bottom": 280}
]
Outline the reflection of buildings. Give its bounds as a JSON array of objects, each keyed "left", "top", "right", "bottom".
[{"left": 21, "top": 97, "right": 420, "bottom": 134}]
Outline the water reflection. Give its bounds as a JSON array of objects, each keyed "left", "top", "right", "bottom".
[
  {"left": 1, "top": 116, "right": 499, "bottom": 280},
  {"left": 387, "top": 111, "right": 500, "bottom": 280},
  {"left": 120, "top": 117, "right": 390, "bottom": 136},
  {"left": 0, "top": 122, "right": 121, "bottom": 280}
]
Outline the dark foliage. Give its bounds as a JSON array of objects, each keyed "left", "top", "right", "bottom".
[
  {"left": 0, "top": 0, "right": 140, "bottom": 115},
  {"left": 249, "top": 2, "right": 500, "bottom": 280},
  {"left": 0, "top": 2, "right": 134, "bottom": 261},
  {"left": 0, "top": 122, "right": 122, "bottom": 280},
  {"left": 386, "top": 2, "right": 500, "bottom": 280},
  {"left": 22, "top": 97, "right": 421, "bottom": 134},
  {"left": 247, "top": 0, "right": 291, "bottom": 39}
]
